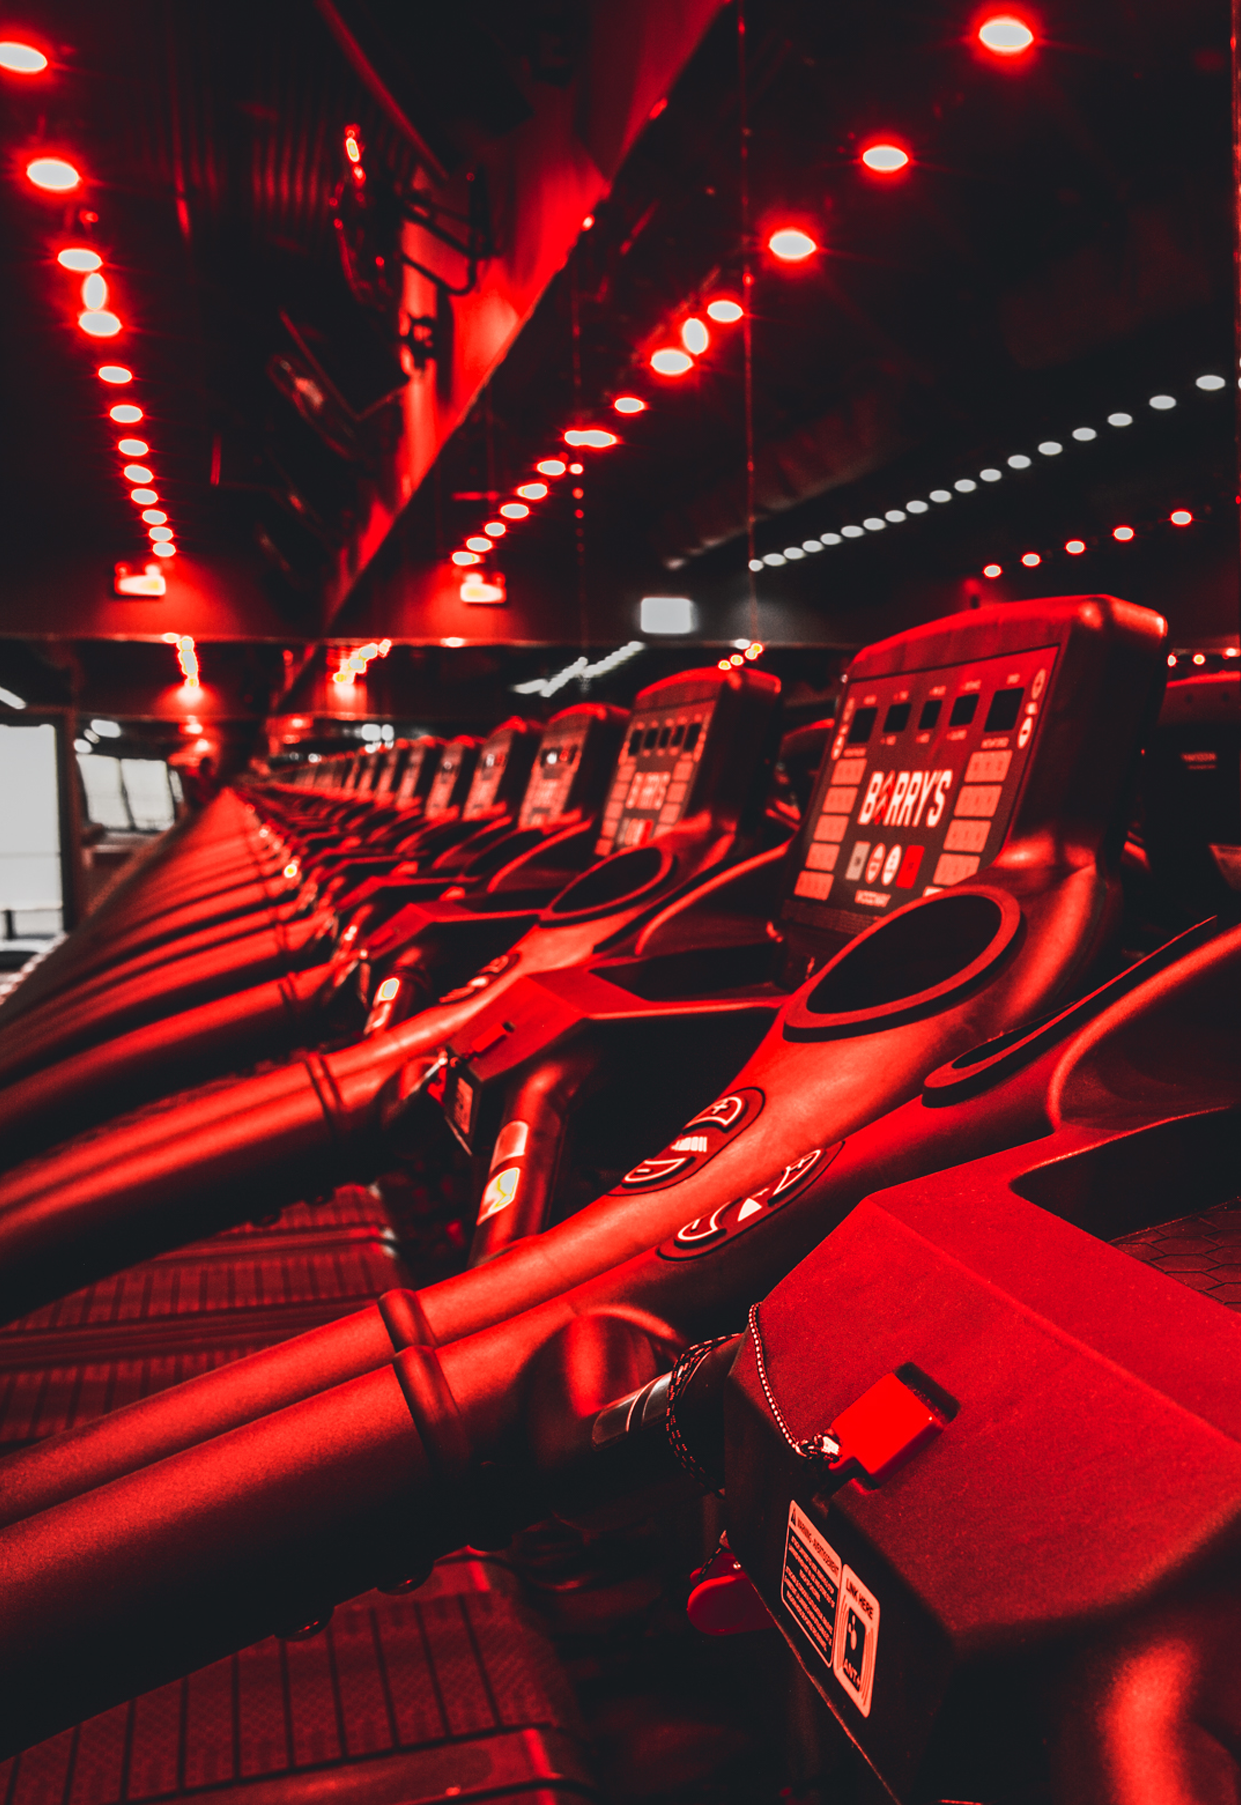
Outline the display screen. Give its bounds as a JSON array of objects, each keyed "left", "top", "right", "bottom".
[
  {"left": 782, "top": 644, "right": 1057, "bottom": 932},
  {"left": 594, "top": 698, "right": 715, "bottom": 856},
  {"left": 519, "top": 718, "right": 589, "bottom": 827},
  {"left": 462, "top": 729, "right": 517, "bottom": 819}
]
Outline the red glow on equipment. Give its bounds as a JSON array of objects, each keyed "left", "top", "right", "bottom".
[
  {"left": 767, "top": 227, "right": 818, "bottom": 262},
  {"left": 79, "top": 309, "right": 121, "bottom": 337},
  {"left": 1170, "top": 509, "right": 1194, "bottom": 526},
  {"left": 983, "top": 563, "right": 1003, "bottom": 578},
  {"left": 537, "top": 459, "right": 567, "bottom": 477},
  {"left": 98, "top": 365, "right": 133, "bottom": 384},
  {"left": 58, "top": 246, "right": 101, "bottom": 272},
  {"left": 860, "top": 142, "right": 910, "bottom": 173},
  {"left": 977, "top": 14, "right": 1035, "bottom": 54},
  {"left": 109, "top": 403, "right": 142, "bottom": 422},
  {"left": 0, "top": 41, "right": 48, "bottom": 73},
  {"left": 706, "top": 298, "right": 743, "bottom": 323},
  {"left": 650, "top": 347, "right": 693, "bottom": 377},
  {"left": 613, "top": 395, "right": 646, "bottom": 415},
  {"left": 564, "top": 427, "right": 618, "bottom": 447},
  {"left": 681, "top": 317, "right": 709, "bottom": 355},
  {"left": 26, "top": 156, "right": 80, "bottom": 192}
]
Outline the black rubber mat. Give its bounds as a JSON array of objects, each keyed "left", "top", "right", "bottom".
[{"left": 1113, "top": 1196, "right": 1241, "bottom": 1308}]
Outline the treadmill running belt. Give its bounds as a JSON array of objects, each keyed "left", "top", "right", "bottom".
[
  {"left": 0, "top": 1560, "right": 594, "bottom": 1805},
  {"left": 0, "top": 1195, "right": 596, "bottom": 1805}
]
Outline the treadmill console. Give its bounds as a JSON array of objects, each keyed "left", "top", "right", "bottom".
[
  {"left": 460, "top": 720, "right": 541, "bottom": 821},
  {"left": 594, "top": 667, "right": 780, "bottom": 857},
  {"left": 394, "top": 737, "right": 444, "bottom": 807},
  {"left": 423, "top": 738, "right": 480, "bottom": 821},
  {"left": 518, "top": 705, "right": 627, "bottom": 829}
]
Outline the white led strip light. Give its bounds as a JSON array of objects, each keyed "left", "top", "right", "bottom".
[{"left": 750, "top": 375, "right": 1228, "bottom": 570}]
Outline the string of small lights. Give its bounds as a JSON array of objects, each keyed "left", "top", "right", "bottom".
[{"left": 749, "top": 376, "right": 1227, "bottom": 573}]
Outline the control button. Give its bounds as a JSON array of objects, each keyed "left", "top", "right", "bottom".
[
  {"left": 615, "top": 1088, "right": 765, "bottom": 1193},
  {"left": 659, "top": 1144, "right": 840, "bottom": 1260},
  {"left": 622, "top": 1154, "right": 693, "bottom": 1187}
]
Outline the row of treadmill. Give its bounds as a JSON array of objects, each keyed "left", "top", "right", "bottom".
[{"left": 3, "top": 594, "right": 1241, "bottom": 1805}]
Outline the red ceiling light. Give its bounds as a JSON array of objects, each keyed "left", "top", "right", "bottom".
[
  {"left": 26, "top": 156, "right": 80, "bottom": 192},
  {"left": 151, "top": 540, "right": 176, "bottom": 558},
  {"left": 613, "top": 395, "right": 646, "bottom": 415},
  {"left": 563, "top": 427, "right": 618, "bottom": 447},
  {"left": 0, "top": 41, "right": 48, "bottom": 73},
  {"left": 1065, "top": 539, "right": 1086, "bottom": 555},
  {"left": 1170, "top": 509, "right": 1194, "bottom": 526},
  {"left": 650, "top": 347, "right": 693, "bottom": 376},
  {"left": 452, "top": 550, "right": 481, "bottom": 566},
  {"left": 1021, "top": 551, "right": 1041, "bottom": 567},
  {"left": 141, "top": 507, "right": 167, "bottom": 524},
  {"left": 860, "top": 142, "right": 910, "bottom": 174},
  {"left": 130, "top": 487, "right": 158, "bottom": 505},
  {"left": 536, "top": 458, "right": 567, "bottom": 476},
  {"left": 1112, "top": 525, "right": 1134, "bottom": 542},
  {"left": 706, "top": 298, "right": 743, "bottom": 323},
  {"left": 57, "top": 246, "right": 101, "bottom": 272},
  {"left": 465, "top": 536, "right": 492, "bottom": 554},
  {"left": 79, "top": 309, "right": 121, "bottom": 337},
  {"left": 681, "top": 317, "right": 709, "bottom": 355},
  {"left": 484, "top": 521, "right": 506, "bottom": 537},
  {"left": 149, "top": 526, "right": 173, "bottom": 542},
  {"left": 499, "top": 501, "right": 530, "bottom": 519},
  {"left": 982, "top": 563, "right": 1003, "bottom": 578},
  {"left": 98, "top": 365, "right": 133, "bottom": 384},
  {"left": 122, "top": 463, "right": 153, "bottom": 484},
  {"left": 767, "top": 227, "right": 818, "bottom": 262},
  {"left": 118, "top": 438, "right": 149, "bottom": 457},
  {"left": 977, "top": 14, "right": 1035, "bottom": 55},
  {"left": 516, "top": 481, "right": 549, "bottom": 499},
  {"left": 109, "top": 403, "right": 142, "bottom": 422}
]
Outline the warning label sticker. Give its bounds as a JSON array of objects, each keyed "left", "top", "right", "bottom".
[
  {"left": 781, "top": 1502, "right": 880, "bottom": 1719},
  {"left": 781, "top": 1502, "right": 842, "bottom": 1666},
  {"left": 833, "top": 1564, "right": 880, "bottom": 1718}
]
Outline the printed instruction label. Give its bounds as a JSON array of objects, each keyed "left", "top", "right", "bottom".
[
  {"left": 782, "top": 1501, "right": 880, "bottom": 1718},
  {"left": 782, "top": 1502, "right": 842, "bottom": 1665}
]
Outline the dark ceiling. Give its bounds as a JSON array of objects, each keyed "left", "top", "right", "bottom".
[{"left": 0, "top": 0, "right": 1235, "bottom": 736}]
